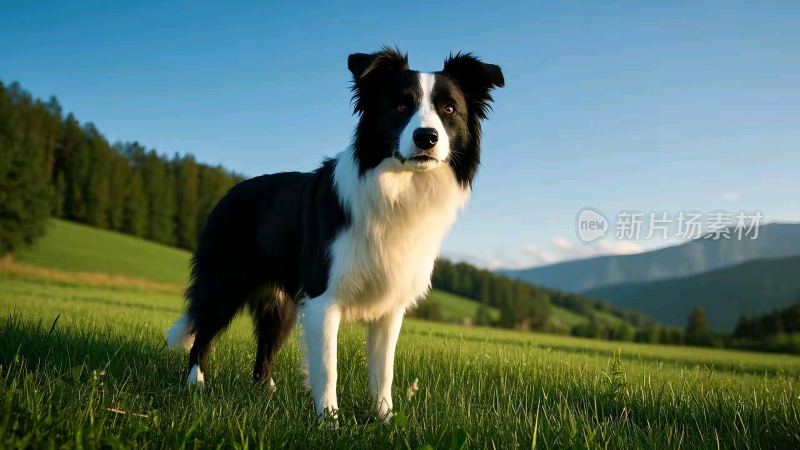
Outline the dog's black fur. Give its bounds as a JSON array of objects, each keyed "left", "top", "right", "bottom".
[{"left": 185, "top": 159, "right": 349, "bottom": 382}]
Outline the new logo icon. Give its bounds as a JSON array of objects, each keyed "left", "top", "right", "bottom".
[{"left": 577, "top": 208, "right": 608, "bottom": 243}]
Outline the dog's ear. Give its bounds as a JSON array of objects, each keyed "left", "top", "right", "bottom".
[
  {"left": 349, "top": 47, "right": 409, "bottom": 115},
  {"left": 441, "top": 53, "right": 504, "bottom": 118},
  {"left": 348, "top": 46, "right": 409, "bottom": 81}
]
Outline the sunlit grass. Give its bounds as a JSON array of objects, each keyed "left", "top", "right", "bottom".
[{"left": 2, "top": 273, "right": 799, "bottom": 448}]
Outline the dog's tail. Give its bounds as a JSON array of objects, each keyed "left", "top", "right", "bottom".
[{"left": 166, "top": 313, "right": 195, "bottom": 350}]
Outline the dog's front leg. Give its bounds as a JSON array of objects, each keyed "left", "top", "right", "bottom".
[
  {"left": 300, "top": 296, "right": 341, "bottom": 424},
  {"left": 367, "top": 308, "right": 404, "bottom": 422}
]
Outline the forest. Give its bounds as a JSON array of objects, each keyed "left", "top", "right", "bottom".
[
  {"left": 0, "top": 80, "right": 242, "bottom": 255},
  {"left": 733, "top": 301, "right": 800, "bottom": 353}
]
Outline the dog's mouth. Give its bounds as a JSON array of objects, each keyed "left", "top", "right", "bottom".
[
  {"left": 408, "top": 155, "right": 438, "bottom": 163},
  {"left": 394, "top": 152, "right": 440, "bottom": 165}
]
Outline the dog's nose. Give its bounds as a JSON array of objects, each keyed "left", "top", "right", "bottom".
[{"left": 412, "top": 128, "right": 438, "bottom": 150}]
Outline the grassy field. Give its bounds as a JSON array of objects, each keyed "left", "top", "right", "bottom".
[{"left": 1, "top": 221, "right": 800, "bottom": 448}]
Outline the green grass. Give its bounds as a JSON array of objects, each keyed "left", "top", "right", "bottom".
[
  {"left": 16, "top": 219, "right": 192, "bottom": 285},
  {"left": 593, "top": 311, "right": 625, "bottom": 327},
  {"left": 424, "top": 290, "right": 499, "bottom": 321},
  {"left": 550, "top": 306, "right": 588, "bottom": 327},
  {"left": 3, "top": 220, "right": 800, "bottom": 447},
  {"left": 2, "top": 273, "right": 800, "bottom": 449}
]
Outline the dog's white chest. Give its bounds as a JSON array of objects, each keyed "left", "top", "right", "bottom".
[{"left": 328, "top": 155, "right": 469, "bottom": 322}]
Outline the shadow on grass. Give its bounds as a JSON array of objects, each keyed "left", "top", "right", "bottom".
[{"left": 0, "top": 312, "right": 401, "bottom": 449}]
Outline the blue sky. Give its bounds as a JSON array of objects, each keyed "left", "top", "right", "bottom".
[{"left": 2, "top": 0, "right": 798, "bottom": 269}]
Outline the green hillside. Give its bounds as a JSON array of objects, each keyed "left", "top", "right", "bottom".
[
  {"left": 14, "top": 220, "right": 495, "bottom": 321},
  {"left": 588, "top": 255, "right": 800, "bottom": 331},
  {"left": 424, "top": 290, "right": 501, "bottom": 322},
  {"left": 16, "top": 219, "right": 192, "bottom": 284}
]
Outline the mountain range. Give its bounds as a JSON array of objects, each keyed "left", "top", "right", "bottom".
[
  {"left": 501, "top": 223, "right": 800, "bottom": 293},
  {"left": 500, "top": 223, "right": 800, "bottom": 331},
  {"left": 586, "top": 255, "right": 800, "bottom": 331}
]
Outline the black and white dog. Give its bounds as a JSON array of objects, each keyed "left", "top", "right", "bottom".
[{"left": 167, "top": 47, "right": 503, "bottom": 422}]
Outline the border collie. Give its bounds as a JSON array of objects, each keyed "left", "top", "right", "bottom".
[{"left": 167, "top": 47, "right": 503, "bottom": 423}]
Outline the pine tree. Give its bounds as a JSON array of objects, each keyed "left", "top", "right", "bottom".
[
  {"left": 122, "top": 166, "right": 147, "bottom": 237},
  {"left": 0, "top": 82, "right": 53, "bottom": 254},
  {"left": 141, "top": 150, "right": 176, "bottom": 245},
  {"left": 83, "top": 124, "right": 112, "bottom": 228},
  {"left": 686, "top": 307, "right": 712, "bottom": 346},
  {"left": 474, "top": 303, "right": 493, "bottom": 326},
  {"left": 106, "top": 151, "right": 128, "bottom": 231},
  {"left": 60, "top": 115, "right": 90, "bottom": 222},
  {"left": 174, "top": 154, "right": 199, "bottom": 250}
]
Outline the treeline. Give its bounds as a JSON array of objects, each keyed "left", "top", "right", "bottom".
[
  {"left": 732, "top": 301, "right": 800, "bottom": 354},
  {"left": 428, "top": 259, "right": 760, "bottom": 349},
  {"left": 430, "top": 259, "right": 659, "bottom": 334},
  {"left": 0, "top": 81, "right": 242, "bottom": 254},
  {"left": 644, "top": 306, "right": 800, "bottom": 354}
]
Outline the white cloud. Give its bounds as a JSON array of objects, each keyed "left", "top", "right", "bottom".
[
  {"left": 519, "top": 244, "right": 541, "bottom": 256},
  {"left": 549, "top": 236, "right": 581, "bottom": 255},
  {"left": 442, "top": 251, "right": 507, "bottom": 271},
  {"left": 595, "top": 239, "right": 643, "bottom": 255},
  {"left": 518, "top": 244, "right": 556, "bottom": 265},
  {"left": 449, "top": 235, "right": 648, "bottom": 271},
  {"left": 721, "top": 193, "right": 741, "bottom": 202}
]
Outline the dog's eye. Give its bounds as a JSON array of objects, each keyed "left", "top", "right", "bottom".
[
  {"left": 396, "top": 104, "right": 407, "bottom": 113},
  {"left": 443, "top": 104, "right": 455, "bottom": 114}
]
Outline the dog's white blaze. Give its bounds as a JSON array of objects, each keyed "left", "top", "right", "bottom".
[
  {"left": 188, "top": 364, "right": 204, "bottom": 386},
  {"left": 297, "top": 150, "right": 469, "bottom": 419},
  {"left": 398, "top": 73, "right": 451, "bottom": 162}
]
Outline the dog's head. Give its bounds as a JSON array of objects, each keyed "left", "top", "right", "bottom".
[{"left": 348, "top": 47, "right": 504, "bottom": 188}]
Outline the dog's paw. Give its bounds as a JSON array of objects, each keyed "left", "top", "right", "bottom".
[
  {"left": 376, "top": 398, "right": 394, "bottom": 424},
  {"left": 317, "top": 407, "right": 340, "bottom": 430},
  {"left": 187, "top": 365, "right": 205, "bottom": 387},
  {"left": 380, "top": 410, "right": 395, "bottom": 425},
  {"left": 253, "top": 376, "right": 277, "bottom": 391}
]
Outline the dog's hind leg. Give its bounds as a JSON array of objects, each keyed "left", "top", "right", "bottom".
[
  {"left": 250, "top": 285, "right": 297, "bottom": 388},
  {"left": 184, "top": 280, "right": 249, "bottom": 387}
]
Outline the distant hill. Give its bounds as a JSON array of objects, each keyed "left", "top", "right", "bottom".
[
  {"left": 501, "top": 223, "right": 800, "bottom": 293},
  {"left": 17, "top": 219, "right": 192, "bottom": 284},
  {"left": 424, "top": 290, "right": 625, "bottom": 329},
  {"left": 586, "top": 256, "right": 800, "bottom": 331}
]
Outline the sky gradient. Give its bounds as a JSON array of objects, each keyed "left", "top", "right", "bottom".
[{"left": 2, "top": 0, "right": 798, "bottom": 269}]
